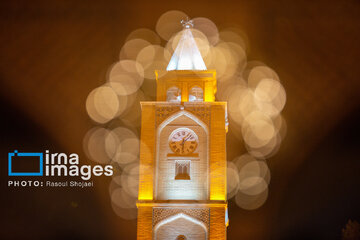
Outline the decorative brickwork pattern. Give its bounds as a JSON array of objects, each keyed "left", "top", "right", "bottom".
[
  {"left": 153, "top": 207, "right": 210, "bottom": 230},
  {"left": 155, "top": 104, "right": 211, "bottom": 128},
  {"left": 185, "top": 104, "right": 211, "bottom": 126},
  {"left": 155, "top": 105, "right": 181, "bottom": 127}
]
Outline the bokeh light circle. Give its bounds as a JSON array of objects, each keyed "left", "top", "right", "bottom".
[
  {"left": 156, "top": 10, "right": 188, "bottom": 41},
  {"left": 86, "top": 85, "right": 120, "bottom": 124}
]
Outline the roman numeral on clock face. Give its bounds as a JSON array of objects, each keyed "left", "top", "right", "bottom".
[{"left": 169, "top": 128, "right": 198, "bottom": 155}]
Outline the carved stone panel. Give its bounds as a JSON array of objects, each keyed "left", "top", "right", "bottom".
[
  {"left": 184, "top": 105, "right": 210, "bottom": 126},
  {"left": 153, "top": 207, "right": 210, "bottom": 230},
  {"left": 155, "top": 105, "right": 181, "bottom": 127}
]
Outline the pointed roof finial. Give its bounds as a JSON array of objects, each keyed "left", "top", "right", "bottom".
[
  {"left": 166, "top": 18, "right": 207, "bottom": 71},
  {"left": 181, "top": 17, "right": 193, "bottom": 29}
]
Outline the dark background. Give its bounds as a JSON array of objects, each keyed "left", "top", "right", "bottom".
[{"left": 1, "top": 0, "right": 360, "bottom": 239}]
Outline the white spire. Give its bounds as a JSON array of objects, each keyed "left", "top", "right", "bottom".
[{"left": 166, "top": 20, "right": 207, "bottom": 71}]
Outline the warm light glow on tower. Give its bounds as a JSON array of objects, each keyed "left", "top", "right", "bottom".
[
  {"left": 84, "top": 10, "right": 286, "bottom": 223},
  {"left": 84, "top": 9, "right": 286, "bottom": 236},
  {"left": 137, "top": 19, "right": 228, "bottom": 240}
]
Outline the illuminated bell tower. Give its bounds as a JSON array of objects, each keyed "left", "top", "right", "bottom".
[{"left": 137, "top": 20, "right": 228, "bottom": 240}]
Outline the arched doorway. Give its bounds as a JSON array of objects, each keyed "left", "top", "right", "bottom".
[
  {"left": 176, "top": 235, "right": 186, "bottom": 240},
  {"left": 154, "top": 213, "right": 207, "bottom": 240}
]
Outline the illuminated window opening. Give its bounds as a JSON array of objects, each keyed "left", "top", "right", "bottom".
[
  {"left": 167, "top": 86, "right": 181, "bottom": 102},
  {"left": 175, "top": 160, "right": 190, "bottom": 180},
  {"left": 189, "top": 86, "right": 203, "bottom": 102}
]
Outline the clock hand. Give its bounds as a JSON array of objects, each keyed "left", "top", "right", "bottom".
[
  {"left": 183, "top": 133, "right": 190, "bottom": 142},
  {"left": 184, "top": 134, "right": 192, "bottom": 142},
  {"left": 180, "top": 133, "right": 189, "bottom": 154}
]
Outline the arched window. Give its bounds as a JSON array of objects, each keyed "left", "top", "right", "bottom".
[
  {"left": 189, "top": 86, "right": 203, "bottom": 102},
  {"left": 175, "top": 160, "right": 190, "bottom": 180},
  {"left": 167, "top": 86, "right": 181, "bottom": 102}
]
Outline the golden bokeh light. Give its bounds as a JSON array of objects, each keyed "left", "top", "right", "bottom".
[
  {"left": 136, "top": 45, "right": 171, "bottom": 79},
  {"left": 238, "top": 160, "right": 270, "bottom": 184},
  {"left": 235, "top": 187, "right": 269, "bottom": 210},
  {"left": 204, "top": 46, "right": 228, "bottom": 77},
  {"left": 86, "top": 88, "right": 107, "bottom": 124},
  {"left": 219, "top": 28, "right": 248, "bottom": 53},
  {"left": 105, "top": 127, "right": 139, "bottom": 166},
  {"left": 111, "top": 175, "right": 122, "bottom": 187},
  {"left": 242, "top": 111, "right": 276, "bottom": 148},
  {"left": 86, "top": 85, "right": 120, "bottom": 124},
  {"left": 84, "top": 13, "right": 287, "bottom": 215},
  {"left": 193, "top": 17, "right": 219, "bottom": 46},
  {"left": 126, "top": 28, "right": 161, "bottom": 45},
  {"left": 121, "top": 162, "right": 140, "bottom": 198},
  {"left": 111, "top": 187, "right": 135, "bottom": 209},
  {"left": 216, "top": 42, "right": 247, "bottom": 76},
  {"left": 110, "top": 186, "right": 138, "bottom": 219},
  {"left": 119, "top": 89, "right": 145, "bottom": 126},
  {"left": 254, "top": 78, "right": 282, "bottom": 102},
  {"left": 119, "top": 38, "right": 151, "bottom": 61},
  {"left": 277, "top": 114, "right": 288, "bottom": 140},
  {"left": 233, "top": 154, "right": 254, "bottom": 169},
  {"left": 83, "top": 127, "right": 112, "bottom": 164},
  {"left": 238, "top": 176, "right": 268, "bottom": 196},
  {"left": 247, "top": 133, "right": 282, "bottom": 159},
  {"left": 108, "top": 60, "right": 144, "bottom": 96},
  {"left": 156, "top": 10, "right": 188, "bottom": 41},
  {"left": 216, "top": 76, "right": 247, "bottom": 100},
  {"left": 228, "top": 87, "right": 257, "bottom": 125},
  {"left": 227, "top": 161, "right": 240, "bottom": 199},
  {"left": 230, "top": 154, "right": 270, "bottom": 206},
  {"left": 247, "top": 65, "right": 280, "bottom": 89},
  {"left": 255, "top": 84, "right": 286, "bottom": 117},
  {"left": 214, "top": 44, "right": 237, "bottom": 78}
]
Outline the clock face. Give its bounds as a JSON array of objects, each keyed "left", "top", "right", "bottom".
[{"left": 169, "top": 128, "right": 198, "bottom": 155}]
